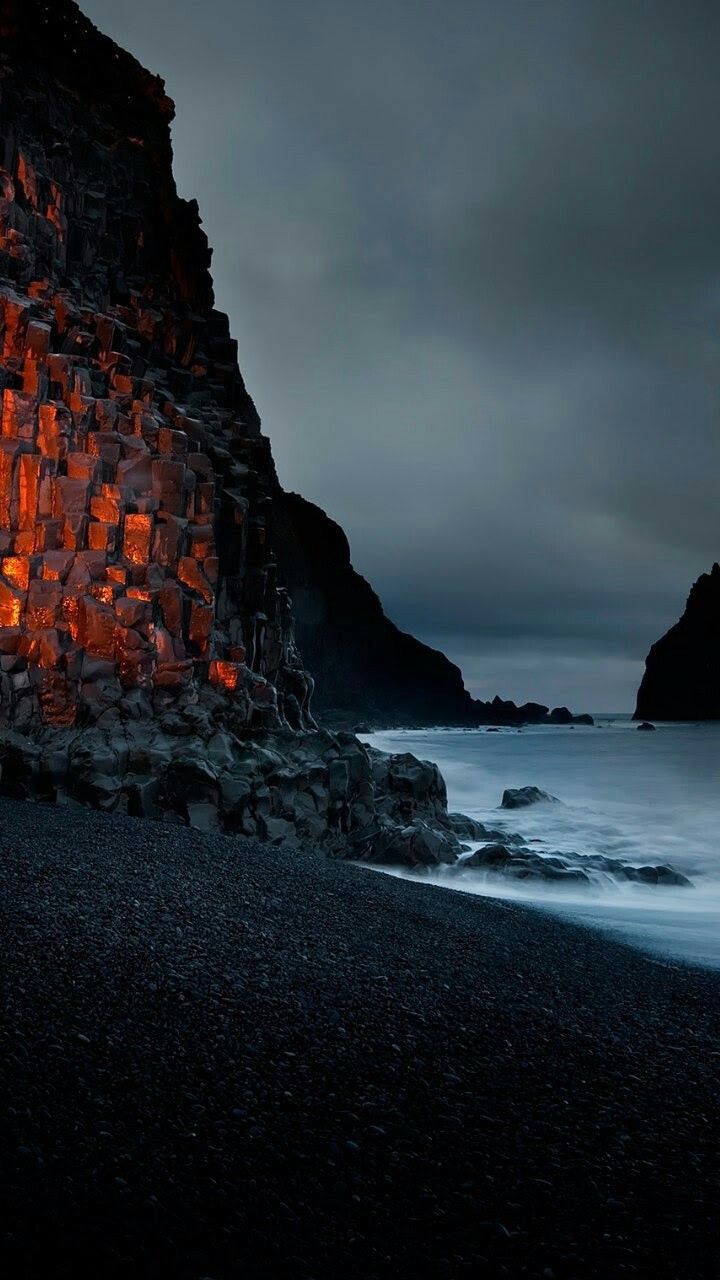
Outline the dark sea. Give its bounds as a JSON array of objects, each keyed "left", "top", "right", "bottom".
[{"left": 365, "top": 719, "right": 720, "bottom": 969}]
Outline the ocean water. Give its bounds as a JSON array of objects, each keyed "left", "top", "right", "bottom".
[{"left": 364, "top": 720, "right": 720, "bottom": 970}]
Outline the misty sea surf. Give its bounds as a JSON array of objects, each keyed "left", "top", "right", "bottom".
[{"left": 364, "top": 720, "right": 720, "bottom": 970}]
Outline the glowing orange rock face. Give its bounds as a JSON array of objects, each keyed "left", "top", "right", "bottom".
[
  {"left": 26, "top": 580, "right": 62, "bottom": 630},
  {"left": 41, "top": 550, "right": 74, "bottom": 582},
  {"left": 90, "top": 493, "right": 122, "bottom": 523},
  {"left": 0, "top": 579, "right": 25, "bottom": 626},
  {"left": 16, "top": 153, "right": 38, "bottom": 207},
  {"left": 79, "top": 597, "right": 116, "bottom": 659},
  {"left": 209, "top": 659, "right": 242, "bottom": 691},
  {"left": 63, "top": 514, "right": 87, "bottom": 552},
  {"left": 1, "top": 555, "right": 30, "bottom": 591},
  {"left": 18, "top": 454, "right": 40, "bottom": 529},
  {"left": 0, "top": 61, "right": 314, "bottom": 735},
  {"left": 89, "top": 584, "right": 115, "bottom": 607},
  {"left": 46, "top": 183, "right": 65, "bottom": 241},
  {"left": 19, "top": 627, "right": 62, "bottom": 669},
  {"left": 152, "top": 660, "right": 193, "bottom": 688},
  {"left": 177, "top": 555, "right": 213, "bottom": 603},
  {"left": 115, "top": 596, "right": 151, "bottom": 628},
  {"left": 188, "top": 525, "right": 214, "bottom": 560},
  {"left": 2, "top": 388, "right": 36, "bottom": 441},
  {"left": 123, "top": 513, "right": 153, "bottom": 565},
  {"left": 0, "top": 443, "right": 19, "bottom": 528},
  {"left": 34, "top": 519, "right": 63, "bottom": 552},
  {"left": 88, "top": 521, "right": 117, "bottom": 554},
  {"left": 153, "top": 517, "right": 181, "bottom": 568}
]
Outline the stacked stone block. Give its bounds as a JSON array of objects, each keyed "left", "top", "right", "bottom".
[{"left": 0, "top": 6, "right": 314, "bottom": 733}]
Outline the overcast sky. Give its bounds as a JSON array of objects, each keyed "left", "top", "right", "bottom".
[{"left": 83, "top": 0, "right": 720, "bottom": 711}]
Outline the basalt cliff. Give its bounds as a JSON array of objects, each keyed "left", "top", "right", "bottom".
[
  {"left": 635, "top": 562, "right": 720, "bottom": 721},
  {"left": 0, "top": 0, "right": 587, "bottom": 860}
]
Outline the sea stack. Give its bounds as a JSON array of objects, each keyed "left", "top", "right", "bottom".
[{"left": 635, "top": 562, "right": 720, "bottom": 721}]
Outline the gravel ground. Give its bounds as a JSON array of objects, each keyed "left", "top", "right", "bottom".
[{"left": 0, "top": 796, "right": 718, "bottom": 1280}]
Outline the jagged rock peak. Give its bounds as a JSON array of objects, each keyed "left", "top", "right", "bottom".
[{"left": 635, "top": 562, "right": 720, "bottom": 721}]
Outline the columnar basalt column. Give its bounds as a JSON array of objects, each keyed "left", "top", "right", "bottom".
[{"left": 0, "top": 0, "right": 315, "bottom": 734}]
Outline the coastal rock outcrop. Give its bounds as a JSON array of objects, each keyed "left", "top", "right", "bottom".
[
  {"left": 0, "top": 716, "right": 464, "bottom": 864},
  {"left": 635, "top": 563, "right": 720, "bottom": 721},
  {"left": 0, "top": 0, "right": 593, "bottom": 866},
  {"left": 0, "top": 0, "right": 591, "bottom": 776},
  {"left": 455, "top": 842, "right": 692, "bottom": 889},
  {"left": 0, "top": 0, "right": 474, "bottom": 864}
]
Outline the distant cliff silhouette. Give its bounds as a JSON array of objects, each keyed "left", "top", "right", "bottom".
[
  {"left": 635, "top": 563, "right": 720, "bottom": 720},
  {"left": 274, "top": 491, "right": 592, "bottom": 728}
]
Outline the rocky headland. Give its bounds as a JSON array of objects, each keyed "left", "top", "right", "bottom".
[
  {"left": 0, "top": 0, "right": 590, "bottom": 868},
  {"left": 635, "top": 562, "right": 720, "bottom": 721}
]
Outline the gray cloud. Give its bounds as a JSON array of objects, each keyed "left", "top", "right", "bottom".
[{"left": 83, "top": 0, "right": 720, "bottom": 709}]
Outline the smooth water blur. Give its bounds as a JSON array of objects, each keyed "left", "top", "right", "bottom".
[{"left": 364, "top": 720, "right": 720, "bottom": 969}]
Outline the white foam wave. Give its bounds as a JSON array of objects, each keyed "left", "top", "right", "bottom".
[{"left": 362, "top": 722, "right": 720, "bottom": 968}]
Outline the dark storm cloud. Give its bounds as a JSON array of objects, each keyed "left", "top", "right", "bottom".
[{"left": 84, "top": 0, "right": 720, "bottom": 708}]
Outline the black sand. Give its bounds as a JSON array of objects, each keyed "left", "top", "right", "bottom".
[{"left": 0, "top": 797, "right": 718, "bottom": 1279}]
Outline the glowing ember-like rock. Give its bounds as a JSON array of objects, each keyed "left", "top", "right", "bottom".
[
  {"left": 1, "top": 555, "right": 30, "bottom": 591},
  {"left": 0, "top": 4, "right": 315, "bottom": 735},
  {"left": 0, "top": 579, "right": 26, "bottom": 627},
  {"left": 209, "top": 660, "right": 242, "bottom": 691},
  {"left": 122, "top": 513, "right": 153, "bottom": 566}
]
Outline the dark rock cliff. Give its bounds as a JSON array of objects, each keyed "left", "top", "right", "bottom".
[
  {"left": 635, "top": 562, "right": 720, "bottom": 721},
  {"left": 0, "top": 0, "right": 589, "bottom": 757},
  {"left": 273, "top": 489, "right": 591, "bottom": 727},
  {"left": 0, "top": 0, "right": 313, "bottom": 732},
  {"left": 272, "top": 490, "right": 480, "bottom": 726},
  {"left": 0, "top": 0, "right": 475, "bottom": 858}
]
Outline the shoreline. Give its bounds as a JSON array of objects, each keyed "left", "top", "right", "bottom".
[
  {"left": 1, "top": 796, "right": 719, "bottom": 1278},
  {"left": 364, "top": 722, "right": 720, "bottom": 971}
]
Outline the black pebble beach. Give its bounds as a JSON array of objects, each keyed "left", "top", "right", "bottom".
[{"left": 0, "top": 797, "right": 718, "bottom": 1279}]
